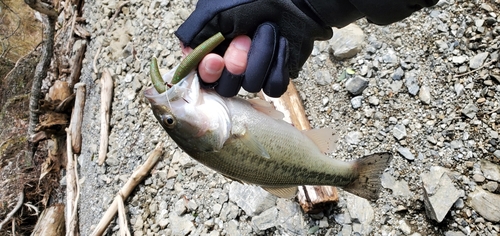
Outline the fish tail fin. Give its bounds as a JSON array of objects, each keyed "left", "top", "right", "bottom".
[{"left": 343, "top": 152, "right": 392, "bottom": 200}]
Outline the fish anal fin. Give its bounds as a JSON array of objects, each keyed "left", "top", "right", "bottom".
[
  {"left": 232, "top": 124, "right": 271, "bottom": 159},
  {"left": 302, "top": 128, "right": 339, "bottom": 153},
  {"left": 262, "top": 186, "right": 298, "bottom": 199},
  {"left": 248, "top": 98, "right": 284, "bottom": 120},
  {"left": 343, "top": 152, "right": 393, "bottom": 200}
]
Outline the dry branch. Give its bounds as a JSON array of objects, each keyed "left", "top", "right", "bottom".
[
  {"left": 98, "top": 69, "right": 114, "bottom": 165},
  {"left": 0, "top": 191, "right": 24, "bottom": 230},
  {"left": 31, "top": 204, "right": 65, "bottom": 236},
  {"left": 116, "top": 195, "right": 131, "bottom": 236},
  {"left": 68, "top": 41, "right": 87, "bottom": 89},
  {"left": 65, "top": 127, "right": 79, "bottom": 236},
  {"left": 91, "top": 142, "right": 164, "bottom": 236},
  {"left": 260, "top": 81, "right": 339, "bottom": 213},
  {"left": 69, "top": 83, "right": 86, "bottom": 154}
]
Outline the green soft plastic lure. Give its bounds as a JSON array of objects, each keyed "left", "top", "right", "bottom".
[{"left": 150, "top": 32, "right": 225, "bottom": 93}]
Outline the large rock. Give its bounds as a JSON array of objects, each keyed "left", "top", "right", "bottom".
[
  {"left": 468, "top": 188, "right": 500, "bottom": 222},
  {"left": 229, "top": 182, "right": 277, "bottom": 216},
  {"left": 421, "top": 167, "right": 461, "bottom": 222},
  {"left": 480, "top": 160, "right": 500, "bottom": 182}
]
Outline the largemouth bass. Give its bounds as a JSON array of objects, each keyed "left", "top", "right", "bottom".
[{"left": 144, "top": 67, "right": 392, "bottom": 200}]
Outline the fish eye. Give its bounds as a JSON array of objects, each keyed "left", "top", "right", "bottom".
[{"left": 162, "top": 114, "right": 175, "bottom": 127}]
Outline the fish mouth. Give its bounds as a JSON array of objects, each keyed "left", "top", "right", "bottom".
[{"left": 144, "top": 86, "right": 170, "bottom": 106}]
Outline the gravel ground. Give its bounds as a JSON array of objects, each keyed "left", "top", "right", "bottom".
[{"left": 78, "top": 0, "right": 500, "bottom": 235}]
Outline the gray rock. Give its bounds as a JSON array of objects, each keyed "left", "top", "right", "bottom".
[
  {"left": 315, "top": 69, "right": 333, "bottom": 86},
  {"left": 382, "top": 172, "right": 412, "bottom": 197},
  {"left": 346, "top": 195, "right": 374, "bottom": 230},
  {"left": 368, "top": 96, "right": 380, "bottom": 106},
  {"left": 392, "top": 67, "right": 405, "bottom": 80},
  {"left": 419, "top": 85, "right": 431, "bottom": 104},
  {"left": 276, "top": 199, "right": 306, "bottom": 235},
  {"left": 329, "top": 24, "right": 365, "bottom": 59},
  {"left": 393, "top": 124, "right": 407, "bottom": 140},
  {"left": 351, "top": 96, "right": 363, "bottom": 109},
  {"left": 382, "top": 48, "right": 399, "bottom": 65},
  {"left": 454, "top": 83, "right": 465, "bottom": 97},
  {"left": 399, "top": 219, "right": 412, "bottom": 235},
  {"left": 444, "top": 231, "right": 466, "bottom": 236},
  {"left": 252, "top": 207, "right": 278, "bottom": 231},
  {"left": 473, "top": 174, "right": 486, "bottom": 183},
  {"left": 225, "top": 220, "right": 240, "bottom": 236},
  {"left": 469, "top": 52, "right": 489, "bottom": 69},
  {"left": 345, "top": 76, "right": 369, "bottom": 95},
  {"left": 168, "top": 212, "right": 195, "bottom": 235},
  {"left": 174, "top": 198, "right": 186, "bottom": 215},
  {"left": 483, "top": 181, "right": 498, "bottom": 193},
  {"left": 421, "top": 167, "right": 461, "bottom": 222},
  {"left": 461, "top": 104, "right": 478, "bottom": 119},
  {"left": 452, "top": 56, "right": 467, "bottom": 64},
  {"left": 480, "top": 160, "right": 500, "bottom": 182},
  {"left": 405, "top": 73, "right": 420, "bottom": 95},
  {"left": 390, "top": 80, "right": 404, "bottom": 93},
  {"left": 398, "top": 147, "right": 415, "bottom": 161},
  {"left": 468, "top": 188, "right": 500, "bottom": 222},
  {"left": 494, "top": 150, "right": 500, "bottom": 158},
  {"left": 345, "top": 131, "right": 362, "bottom": 145},
  {"left": 229, "top": 182, "right": 276, "bottom": 216}
]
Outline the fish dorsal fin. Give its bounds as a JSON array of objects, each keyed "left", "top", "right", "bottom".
[
  {"left": 262, "top": 186, "right": 298, "bottom": 199},
  {"left": 248, "top": 98, "right": 284, "bottom": 120},
  {"left": 302, "top": 128, "right": 339, "bottom": 153},
  {"left": 232, "top": 123, "right": 270, "bottom": 159}
]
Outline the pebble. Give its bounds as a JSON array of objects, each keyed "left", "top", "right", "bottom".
[
  {"left": 452, "top": 56, "right": 467, "bottom": 64},
  {"left": 345, "top": 131, "right": 362, "bottom": 145},
  {"left": 480, "top": 160, "right": 500, "bottom": 182},
  {"left": 329, "top": 24, "right": 365, "bottom": 59},
  {"left": 469, "top": 52, "right": 489, "bottom": 69},
  {"left": 462, "top": 104, "right": 478, "bottom": 119},
  {"left": 345, "top": 76, "right": 369, "bottom": 95},
  {"left": 398, "top": 147, "right": 415, "bottom": 161},
  {"left": 405, "top": 73, "right": 420, "bottom": 95},
  {"left": 393, "top": 124, "right": 407, "bottom": 140},
  {"left": 421, "top": 166, "right": 461, "bottom": 222},
  {"left": 399, "top": 219, "right": 412, "bottom": 235},
  {"left": 346, "top": 195, "right": 374, "bottom": 234},
  {"left": 351, "top": 96, "right": 363, "bottom": 109},
  {"left": 419, "top": 85, "right": 431, "bottom": 104},
  {"left": 392, "top": 67, "right": 405, "bottom": 80}
]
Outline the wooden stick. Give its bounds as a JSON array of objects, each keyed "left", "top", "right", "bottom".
[
  {"left": 0, "top": 191, "right": 24, "bottom": 230},
  {"left": 260, "top": 81, "right": 339, "bottom": 214},
  {"left": 454, "top": 59, "right": 497, "bottom": 78},
  {"left": 31, "top": 204, "right": 65, "bottom": 235},
  {"left": 98, "top": 69, "right": 113, "bottom": 165},
  {"left": 65, "top": 127, "right": 79, "bottom": 236},
  {"left": 90, "top": 142, "right": 164, "bottom": 236},
  {"left": 70, "top": 83, "right": 86, "bottom": 154},
  {"left": 68, "top": 41, "right": 87, "bottom": 89},
  {"left": 116, "top": 194, "right": 131, "bottom": 236}
]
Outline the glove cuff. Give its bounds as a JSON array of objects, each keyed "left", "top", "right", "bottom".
[{"left": 303, "top": 0, "right": 364, "bottom": 28}]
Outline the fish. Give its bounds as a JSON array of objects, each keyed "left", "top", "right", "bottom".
[{"left": 144, "top": 66, "right": 392, "bottom": 200}]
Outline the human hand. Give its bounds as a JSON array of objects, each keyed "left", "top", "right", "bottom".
[{"left": 175, "top": 0, "right": 333, "bottom": 97}]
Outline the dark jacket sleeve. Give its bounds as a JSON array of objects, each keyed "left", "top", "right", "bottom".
[{"left": 304, "top": 0, "right": 439, "bottom": 28}]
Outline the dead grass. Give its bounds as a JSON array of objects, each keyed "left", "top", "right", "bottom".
[{"left": 0, "top": 0, "right": 43, "bottom": 62}]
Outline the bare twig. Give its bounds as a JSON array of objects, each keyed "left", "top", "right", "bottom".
[
  {"left": 65, "top": 127, "right": 79, "bottom": 236},
  {"left": 24, "top": 0, "right": 58, "bottom": 18},
  {"left": 454, "top": 59, "right": 497, "bottom": 78},
  {"left": 68, "top": 41, "right": 87, "bottom": 89},
  {"left": 0, "top": 191, "right": 24, "bottom": 230},
  {"left": 98, "top": 69, "right": 114, "bottom": 165},
  {"left": 91, "top": 142, "right": 164, "bottom": 236},
  {"left": 116, "top": 194, "right": 131, "bottom": 236}
]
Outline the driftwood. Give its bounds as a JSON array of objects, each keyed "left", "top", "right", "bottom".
[
  {"left": 65, "top": 127, "right": 80, "bottom": 236},
  {"left": 260, "top": 81, "right": 339, "bottom": 214},
  {"left": 69, "top": 83, "right": 86, "bottom": 154},
  {"left": 68, "top": 41, "right": 87, "bottom": 89},
  {"left": 31, "top": 204, "right": 65, "bottom": 236},
  {"left": 98, "top": 69, "right": 113, "bottom": 165},
  {"left": 116, "top": 195, "right": 131, "bottom": 236},
  {"left": 91, "top": 142, "right": 164, "bottom": 236}
]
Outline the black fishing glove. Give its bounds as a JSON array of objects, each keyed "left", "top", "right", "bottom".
[
  {"left": 175, "top": 0, "right": 438, "bottom": 97},
  {"left": 175, "top": 0, "right": 335, "bottom": 97}
]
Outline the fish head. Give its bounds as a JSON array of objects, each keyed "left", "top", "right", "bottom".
[{"left": 144, "top": 69, "right": 231, "bottom": 152}]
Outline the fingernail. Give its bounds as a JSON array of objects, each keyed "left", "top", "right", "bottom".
[
  {"left": 205, "top": 60, "right": 221, "bottom": 74},
  {"left": 233, "top": 38, "right": 250, "bottom": 52}
]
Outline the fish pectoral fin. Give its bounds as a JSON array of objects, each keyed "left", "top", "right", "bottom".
[
  {"left": 248, "top": 98, "right": 284, "bottom": 120},
  {"left": 233, "top": 125, "right": 271, "bottom": 159},
  {"left": 302, "top": 128, "right": 339, "bottom": 153},
  {"left": 262, "top": 186, "right": 298, "bottom": 199}
]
